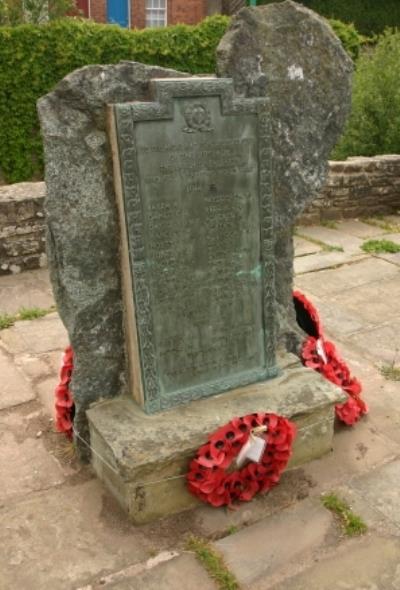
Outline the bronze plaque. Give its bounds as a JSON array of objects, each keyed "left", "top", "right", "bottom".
[{"left": 110, "top": 78, "right": 277, "bottom": 413}]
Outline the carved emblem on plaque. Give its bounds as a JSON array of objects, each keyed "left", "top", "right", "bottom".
[{"left": 182, "top": 103, "right": 213, "bottom": 133}]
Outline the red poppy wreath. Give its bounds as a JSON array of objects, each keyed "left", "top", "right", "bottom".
[
  {"left": 187, "top": 412, "right": 296, "bottom": 507},
  {"left": 293, "top": 290, "right": 368, "bottom": 426},
  {"left": 54, "top": 345, "right": 75, "bottom": 440}
]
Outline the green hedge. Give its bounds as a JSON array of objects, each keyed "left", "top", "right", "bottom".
[
  {"left": 0, "top": 15, "right": 229, "bottom": 182},
  {"left": 0, "top": 15, "right": 365, "bottom": 182},
  {"left": 257, "top": 0, "right": 400, "bottom": 36},
  {"left": 333, "top": 30, "right": 400, "bottom": 160}
]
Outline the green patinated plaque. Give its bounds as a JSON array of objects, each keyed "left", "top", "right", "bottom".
[{"left": 112, "top": 78, "right": 277, "bottom": 413}]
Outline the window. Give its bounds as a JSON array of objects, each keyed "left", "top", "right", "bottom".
[{"left": 146, "top": 0, "right": 167, "bottom": 27}]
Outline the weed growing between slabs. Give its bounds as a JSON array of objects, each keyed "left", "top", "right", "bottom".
[
  {"left": 322, "top": 493, "right": 367, "bottom": 536},
  {"left": 380, "top": 363, "right": 400, "bottom": 381},
  {"left": 295, "top": 231, "right": 344, "bottom": 252},
  {"left": 186, "top": 536, "right": 239, "bottom": 590},
  {"left": 0, "top": 306, "right": 56, "bottom": 330}
]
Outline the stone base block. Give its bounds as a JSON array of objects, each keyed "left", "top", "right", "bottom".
[{"left": 87, "top": 358, "right": 345, "bottom": 524}]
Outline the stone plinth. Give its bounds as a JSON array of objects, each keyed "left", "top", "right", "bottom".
[{"left": 87, "top": 358, "right": 345, "bottom": 524}]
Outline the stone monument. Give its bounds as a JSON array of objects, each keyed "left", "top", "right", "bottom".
[{"left": 38, "top": 1, "right": 352, "bottom": 523}]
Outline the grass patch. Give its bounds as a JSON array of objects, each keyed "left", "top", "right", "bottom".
[
  {"left": 186, "top": 536, "right": 239, "bottom": 590},
  {"left": 361, "top": 239, "right": 400, "bottom": 254},
  {"left": 0, "top": 306, "right": 55, "bottom": 330},
  {"left": 19, "top": 307, "right": 50, "bottom": 320},
  {"left": 0, "top": 313, "right": 15, "bottom": 330},
  {"left": 295, "top": 232, "right": 344, "bottom": 252},
  {"left": 381, "top": 363, "right": 400, "bottom": 381},
  {"left": 320, "top": 220, "right": 339, "bottom": 229},
  {"left": 322, "top": 493, "right": 367, "bottom": 537}
]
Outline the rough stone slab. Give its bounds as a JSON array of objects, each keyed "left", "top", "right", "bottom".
[
  {"left": 37, "top": 61, "right": 189, "bottom": 453},
  {"left": 0, "top": 268, "right": 54, "bottom": 314},
  {"left": 214, "top": 499, "right": 333, "bottom": 587},
  {"left": 336, "top": 219, "right": 388, "bottom": 238},
  {"left": 293, "top": 236, "right": 322, "bottom": 256},
  {"left": 0, "top": 412, "right": 65, "bottom": 503},
  {"left": 296, "top": 225, "right": 364, "bottom": 253},
  {"left": 88, "top": 362, "right": 345, "bottom": 523},
  {"left": 294, "top": 252, "right": 366, "bottom": 275},
  {"left": 268, "top": 537, "right": 400, "bottom": 590},
  {"left": 0, "top": 347, "right": 35, "bottom": 409},
  {"left": 95, "top": 554, "right": 217, "bottom": 590},
  {"left": 0, "top": 480, "right": 151, "bottom": 590},
  {"left": 295, "top": 257, "right": 399, "bottom": 297},
  {"left": 217, "top": 1, "right": 352, "bottom": 350},
  {"left": 0, "top": 313, "right": 67, "bottom": 355}
]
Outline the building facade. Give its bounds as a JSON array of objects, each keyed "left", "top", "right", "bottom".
[{"left": 75, "top": 0, "right": 227, "bottom": 29}]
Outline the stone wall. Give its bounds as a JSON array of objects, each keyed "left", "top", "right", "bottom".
[
  {"left": 0, "top": 182, "right": 46, "bottom": 275},
  {"left": 1, "top": 156, "right": 399, "bottom": 276},
  {"left": 299, "top": 155, "right": 400, "bottom": 224}
]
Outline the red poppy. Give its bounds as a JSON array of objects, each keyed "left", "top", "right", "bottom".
[
  {"left": 296, "top": 291, "right": 368, "bottom": 427},
  {"left": 54, "top": 346, "right": 75, "bottom": 439},
  {"left": 187, "top": 413, "right": 296, "bottom": 507}
]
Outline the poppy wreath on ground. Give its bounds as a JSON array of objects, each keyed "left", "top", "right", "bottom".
[
  {"left": 293, "top": 290, "right": 368, "bottom": 426},
  {"left": 187, "top": 412, "right": 296, "bottom": 507},
  {"left": 54, "top": 346, "right": 75, "bottom": 440}
]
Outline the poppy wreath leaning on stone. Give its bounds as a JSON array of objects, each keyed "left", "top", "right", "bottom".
[
  {"left": 293, "top": 290, "right": 368, "bottom": 426},
  {"left": 187, "top": 412, "right": 296, "bottom": 507},
  {"left": 54, "top": 346, "right": 75, "bottom": 440}
]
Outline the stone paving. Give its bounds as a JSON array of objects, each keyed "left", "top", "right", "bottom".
[{"left": 1, "top": 216, "right": 400, "bottom": 589}]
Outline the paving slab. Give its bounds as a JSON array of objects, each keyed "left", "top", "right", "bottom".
[
  {"left": 374, "top": 251, "right": 400, "bottom": 266},
  {"left": 326, "top": 276, "right": 400, "bottom": 328},
  {"left": 295, "top": 257, "right": 399, "bottom": 298},
  {"left": 35, "top": 376, "right": 58, "bottom": 417},
  {"left": 372, "top": 232, "right": 400, "bottom": 245},
  {"left": 297, "top": 225, "right": 364, "bottom": 253},
  {"left": 214, "top": 499, "right": 334, "bottom": 587},
  {"left": 383, "top": 214, "right": 400, "bottom": 227},
  {"left": 301, "top": 417, "right": 400, "bottom": 494},
  {"left": 348, "top": 460, "right": 400, "bottom": 529},
  {"left": 294, "top": 236, "right": 322, "bottom": 256},
  {"left": 0, "top": 268, "right": 54, "bottom": 314},
  {"left": 0, "top": 480, "right": 152, "bottom": 590},
  {"left": 0, "top": 346, "right": 35, "bottom": 409},
  {"left": 347, "top": 320, "right": 400, "bottom": 365},
  {"left": 0, "top": 411, "right": 65, "bottom": 503},
  {"left": 294, "top": 252, "right": 366, "bottom": 275},
  {"left": 293, "top": 292, "right": 365, "bottom": 337},
  {"left": 267, "top": 537, "right": 400, "bottom": 590},
  {"left": 0, "top": 313, "right": 68, "bottom": 355},
  {"left": 14, "top": 352, "right": 54, "bottom": 382},
  {"left": 336, "top": 219, "right": 388, "bottom": 238},
  {"left": 88, "top": 553, "right": 217, "bottom": 590}
]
